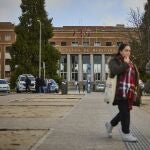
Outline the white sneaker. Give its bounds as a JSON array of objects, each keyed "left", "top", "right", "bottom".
[
  {"left": 122, "top": 133, "right": 137, "bottom": 142},
  {"left": 105, "top": 122, "right": 113, "bottom": 138}
]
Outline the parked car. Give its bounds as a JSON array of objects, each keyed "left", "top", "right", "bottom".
[
  {"left": 0, "top": 79, "right": 10, "bottom": 93},
  {"left": 144, "top": 80, "right": 150, "bottom": 94},
  {"left": 45, "top": 79, "right": 59, "bottom": 93},
  {"left": 16, "top": 74, "right": 36, "bottom": 93},
  {"left": 95, "top": 83, "right": 105, "bottom": 92}
]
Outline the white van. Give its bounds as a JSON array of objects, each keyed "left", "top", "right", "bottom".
[{"left": 16, "top": 74, "right": 35, "bottom": 93}]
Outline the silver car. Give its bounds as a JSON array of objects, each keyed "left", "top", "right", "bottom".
[{"left": 95, "top": 83, "right": 105, "bottom": 92}]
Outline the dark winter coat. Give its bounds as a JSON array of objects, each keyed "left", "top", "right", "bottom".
[{"left": 25, "top": 77, "right": 31, "bottom": 86}]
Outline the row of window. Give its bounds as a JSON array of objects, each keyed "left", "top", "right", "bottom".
[
  {"left": 0, "top": 35, "right": 12, "bottom": 41},
  {"left": 50, "top": 41, "right": 123, "bottom": 47}
]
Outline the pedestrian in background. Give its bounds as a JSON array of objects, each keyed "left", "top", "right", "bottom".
[
  {"left": 78, "top": 82, "right": 81, "bottom": 94},
  {"left": 25, "top": 75, "right": 31, "bottom": 93},
  {"left": 39, "top": 76, "right": 45, "bottom": 93},
  {"left": 83, "top": 82, "right": 86, "bottom": 93},
  {"left": 35, "top": 76, "right": 40, "bottom": 93},
  {"left": 47, "top": 80, "right": 52, "bottom": 93},
  {"left": 74, "top": 81, "right": 78, "bottom": 93},
  {"left": 105, "top": 43, "right": 141, "bottom": 142}
]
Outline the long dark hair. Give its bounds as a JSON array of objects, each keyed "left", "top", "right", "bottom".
[{"left": 116, "top": 43, "right": 129, "bottom": 56}]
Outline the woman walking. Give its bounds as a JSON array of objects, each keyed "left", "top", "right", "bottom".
[{"left": 105, "top": 43, "right": 141, "bottom": 142}]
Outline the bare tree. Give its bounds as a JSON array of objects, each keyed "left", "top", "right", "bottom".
[
  {"left": 128, "top": 7, "right": 150, "bottom": 78},
  {"left": 129, "top": 8, "right": 143, "bottom": 28},
  {"left": 128, "top": 7, "right": 143, "bottom": 45}
]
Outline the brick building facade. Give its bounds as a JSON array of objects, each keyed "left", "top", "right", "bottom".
[{"left": 0, "top": 22, "right": 15, "bottom": 79}]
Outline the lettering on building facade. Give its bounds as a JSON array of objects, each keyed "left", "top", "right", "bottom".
[{"left": 57, "top": 47, "right": 117, "bottom": 54}]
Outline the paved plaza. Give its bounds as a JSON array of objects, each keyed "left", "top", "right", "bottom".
[{"left": 0, "top": 92, "right": 150, "bottom": 150}]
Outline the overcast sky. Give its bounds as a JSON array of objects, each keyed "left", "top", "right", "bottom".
[{"left": 0, "top": 0, "right": 147, "bottom": 27}]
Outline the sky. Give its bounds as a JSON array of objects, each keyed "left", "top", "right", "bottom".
[{"left": 0, "top": 0, "right": 147, "bottom": 27}]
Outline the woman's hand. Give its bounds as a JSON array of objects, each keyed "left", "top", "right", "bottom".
[{"left": 124, "top": 56, "right": 130, "bottom": 63}]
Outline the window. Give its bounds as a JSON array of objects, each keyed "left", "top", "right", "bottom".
[
  {"left": 94, "top": 55, "right": 102, "bottom": 81},
  {"left": 60, "top": 55, "right": 67, "bottom": 80},
  {"left": 82, "top": 55, "right": 90, "bottom": 80},
  {"left": 117, "top": 42, "right": 123, "bottom": 46},
  {"left": 5, "top": 46, "right": 11, "bottom": 53},
  {"left": 106, "top": 42, "right": 112, "bottom": 46},
  {"left": 5, "top": 46, "right": 11, "bottom": 59},
  {"left": 83, "top": 42, "right": 89, "bottom": 47},
  {"left": 5, "top": 71, "right": 11, "bottom": 78},
  {"left": 5, "top": 34, "right": 11, "bottom": 41},
  {"left": 94, "top": 42, "right": 101, "bottom": 47},
  {"left": 5, "top": 59, "right": 11, "bottom": 65},
  {"left": 71, "top": 55, "right": 78, "bottom": 81},
  {"left": 61, "top": 42, "right": 67, "bottom": 46},
  {"left": 50, "top": 42, "right": 55, "bottom": 46},
  {"left": 71, "top": 41, "right": 78, "bottom": 46},
  {"left": 105, "top": 55, "right": 112, "bottom": 79}
]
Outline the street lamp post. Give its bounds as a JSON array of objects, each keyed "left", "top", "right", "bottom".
[
  {"left": 43, "top": 62, "right": 45, "bottom": 79},
  {"left": 37, "top": 19, "right": 41, "bottom": 77}
]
